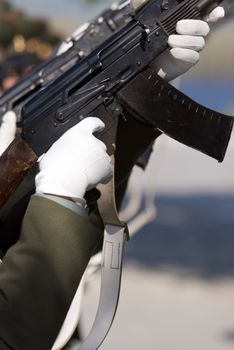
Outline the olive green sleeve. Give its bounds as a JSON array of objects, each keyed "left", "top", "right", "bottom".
[{"left": 0, "top": 195, "right": 103, "bottom": 350}]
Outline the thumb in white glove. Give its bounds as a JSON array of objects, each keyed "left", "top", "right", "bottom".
[
  {"left": 35, "top": 117, "right": 113, "bottom": 202},
  {"left": 151, "top": 6, "right": 225, "bottom": 82},
  {"left": 0, "top": 111, "right": 17, "bottom": 156}
]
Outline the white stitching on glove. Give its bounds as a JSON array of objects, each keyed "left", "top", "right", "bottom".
[
  {"left": 151, "top": 7, "right": 225, "bottom": 82},
  {"left": 0, "top": 111, "right": 17, "bottom": 156},
  {"left": 35, "top": 117, "right": 113, "bottom": 201}
]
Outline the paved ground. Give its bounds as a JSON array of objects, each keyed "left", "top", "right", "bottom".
[{"left": 81, "top": 265, "right": 234, "bottom": 350}]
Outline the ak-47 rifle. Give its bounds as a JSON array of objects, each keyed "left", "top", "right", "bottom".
[
  {"left": 0, "top": 0, "right": 233, "bottom": 208},
  {"left": 0, "top": 0, "right": 133, "bottom": 125}
]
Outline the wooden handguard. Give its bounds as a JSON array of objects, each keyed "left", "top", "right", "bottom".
[{"left": 0, "top": 136, "right": 37, "bottom": 207}]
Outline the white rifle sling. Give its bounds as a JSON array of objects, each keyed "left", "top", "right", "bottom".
[{"left": 78, "top": 109, "right": 129, "bottom": 350}]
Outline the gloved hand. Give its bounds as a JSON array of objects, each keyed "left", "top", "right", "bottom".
[
  {"left": 0, "top": 6, "right": 225, "bottom": 159},
  {"left": 57, "top": 4, "right": 224, "bottom": 83},
  {"left": 35, "top": 117, "right": 113, "bottom": 203},
  {"left": 0, "top": 111, "right": 17, "bottom": 156},
  {"left": 152, "top": 6, "right": 225, "bottom": 81}
]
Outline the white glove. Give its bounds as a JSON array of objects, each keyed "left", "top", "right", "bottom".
[
  {"left": 56, "top": 4, "right": 224, "bottom": 83},
  {"left": 35, "top": 117, "right": 113, "bottom": 202},
  {"left": 152, "top": 6, "right": 225, "bottom": 81},
  {"left": 0, "top": 111, "right": 17, "bottom": 156}
]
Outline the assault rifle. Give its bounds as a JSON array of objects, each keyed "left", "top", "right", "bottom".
[
  {"left": 0, "top": 0, "right": 133, "bottom": 125},
  {"left": 0, "top": 0, "right": 233, "bottom": 207}
]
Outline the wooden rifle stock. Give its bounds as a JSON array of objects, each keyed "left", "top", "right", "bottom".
[{"left": 0, "top": 136, "right": 37, "bottom": 207}]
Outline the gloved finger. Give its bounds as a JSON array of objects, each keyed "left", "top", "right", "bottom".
[
  {"left": 78, "top": 117, "right": 105, "bottom": 134},
  {"left": 151, "top": 48, "right": 199, "bottom": 81},
  {"left": 0, "top": 111, "right": 17, "bottom": 140},
  {"left": 168, "top": 34, "right": 205, "bottom": 51},
  {"left": 170, "top": 48, "right": 200, "bottom": 64},
  {"left": 64, "top": 117, "right": 107, "bottom": 152},
  {"left": 93, "top": 138, "right": 108, "bottom": 152},
  {"left": 100, "top": 163, "right": 114, "bottom": 184},
  {"left": 86, "top": 156, "right": 113, "bottom": 189},
  {"left": 206, "top": 6, "right": 225, "bottom": 22},
  {"left": 78, "top": 117, "right": 108, "bottom": 151},
  {"left": 1, "top": 110, "right": 17, "bottom": 127},
  {"left": 176, "top": 20, "right": 210, "bottom": 36}
]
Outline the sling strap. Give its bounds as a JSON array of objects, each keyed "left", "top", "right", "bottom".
[{"left": 78, "top": 108, "right": 129, "bottom": 350}]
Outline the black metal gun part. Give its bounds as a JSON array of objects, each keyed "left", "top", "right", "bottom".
[
  {"left": 118, "top": 69, "right": 233, "bottom": 162},
  {"left": 20, "top": 0, "right": 229, "bottom": 161},
  {"left": 0, "top": 0, "right": 133, "bottom": 124}
]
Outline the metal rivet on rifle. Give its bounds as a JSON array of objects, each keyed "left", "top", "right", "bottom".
[
  {"left": 161, "top": 0, "right": 169, "bottom": 10},
  {"left": 57, "top": 112, "right": 64, "bottom": 121},
  {"left": 137, "top": 60, "right": 141, "bottom": 66},
  {"left": 79, "top": 51, "right": 84, "bottom": 57},
  {"left": 54, "top": 122, "right": 58, "bottom": 127},
  {"left": 155, "top": 31, "right": 159, "bottom": 36},
  {"left": 147, "top": 38, "right": 151, "bottom": 43},
  {"left": 104, "top": 97, "right": 113, "bottom": 105}
]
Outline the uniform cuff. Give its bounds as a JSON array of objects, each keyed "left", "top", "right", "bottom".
[{"left": 34, "top": 194, "right": 88, "bottom": 218}]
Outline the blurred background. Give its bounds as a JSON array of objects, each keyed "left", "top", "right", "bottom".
[{"left": 0, "top": 0, "right": 234, "bottom": 349}]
